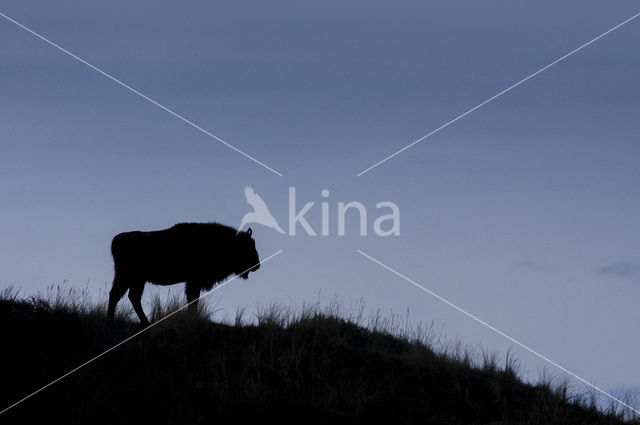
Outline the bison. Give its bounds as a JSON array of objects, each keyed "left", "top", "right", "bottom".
[{"left": 107, "top": 222, "right": 260, "bottom": 325}]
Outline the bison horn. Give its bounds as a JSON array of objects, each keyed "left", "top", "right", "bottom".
[{"left": 247, "top": 228, "right": 252, "bottom": 237}]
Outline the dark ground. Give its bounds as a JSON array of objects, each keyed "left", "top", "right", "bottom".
[{"left": 0, "top": 293, "right": 637, "bottom": 425}]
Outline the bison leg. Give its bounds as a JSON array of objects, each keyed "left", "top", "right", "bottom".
[
  {"left": 185, "top": 282, "right": 202, "bottom": 316},
  {"left": 108, "top": 274, "right": 128, "bottom": 319},
  {"left": 128, "top": 282, "right": 150, "bottom": 326}
]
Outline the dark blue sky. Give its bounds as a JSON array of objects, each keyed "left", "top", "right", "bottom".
[{"left": 1, "top": 0, "right": 639, "bottom": 396}]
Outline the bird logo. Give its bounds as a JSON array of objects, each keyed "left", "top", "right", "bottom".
[{"left": 238, "top": 186, "right": 285, "bottom": 234}]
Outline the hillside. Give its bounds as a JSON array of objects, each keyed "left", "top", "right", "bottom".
[{"left": 0, "top": 290, "right": 636, "bottom": 425}]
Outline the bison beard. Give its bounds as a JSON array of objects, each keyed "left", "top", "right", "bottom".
[{"left": 107, "top": 222, "right": 260, "bottom": 325}]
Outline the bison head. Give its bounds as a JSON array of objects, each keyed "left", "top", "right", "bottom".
[{"left": 236, "top": 228, "right": 260, "bottom": 279}]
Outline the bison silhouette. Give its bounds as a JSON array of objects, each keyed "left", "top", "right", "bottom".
[{"left": 108, "top": 222, "right": 260, "bottom": 325}]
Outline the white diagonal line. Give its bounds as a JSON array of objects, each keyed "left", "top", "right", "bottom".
[
  {"left": 356, "top": 249, "right": 640, "bottom": 415},
  {"left": 0, "top": 11, "right": 283, "bottom": 177},
  {"left": 0, "top": 249, "right": 283, "bottom": 416},
  {"left": 356, "top": 11, "right": 640, "bottom": 176}
]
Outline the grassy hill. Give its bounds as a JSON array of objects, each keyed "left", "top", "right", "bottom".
[{"left": 0, "top": 287, "right": 636, "bottom": 425}]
